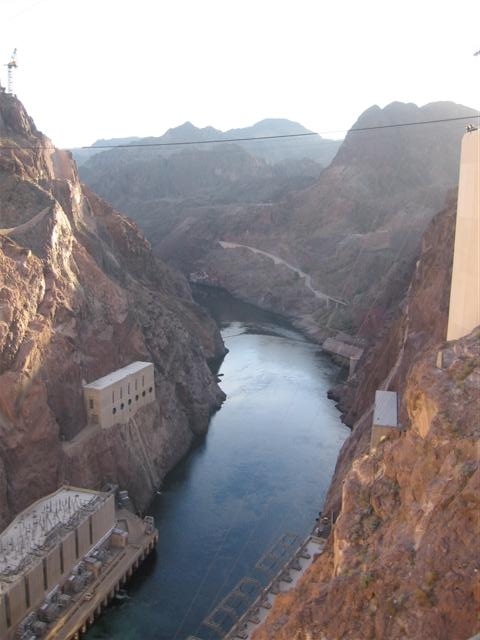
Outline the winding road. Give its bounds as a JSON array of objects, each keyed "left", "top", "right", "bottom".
[{"left": 218, "top": 241, "right": 346, "bottom": 305}]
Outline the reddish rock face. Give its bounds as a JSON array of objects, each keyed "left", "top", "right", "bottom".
[
  {"left": 252, "top": 201, "right": 480, "bottom": 640},
  {"left": 0, "top": 93, "right": 225, "bottom": 529}
]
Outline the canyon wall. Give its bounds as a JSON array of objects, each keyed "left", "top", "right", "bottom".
[
  {"left": 0, "top": 92, "right": 225, "bottom": 529},
  {"left": 252, "top": 196, "right": 480, "bottom": 639}
]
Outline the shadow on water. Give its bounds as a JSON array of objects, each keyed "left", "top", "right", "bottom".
[{"left": 192, "top": 283, "right": 293, "bottom": 330}]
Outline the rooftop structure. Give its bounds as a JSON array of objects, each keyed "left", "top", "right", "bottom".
[
  {"left": 83, "top": 362, "right": 152, "bottom": 391},
  {"left": 0, "top": 487, "right": 115, "bottom": 638},
  {"left": 83, "top": 361, "right": 155, "bottom": 429},
  {"left": 0, "top": 487, "right": 158, "bottom": 640},
  {"left": 371, "top": 390, "right": 400, "bottom": 449},
  {"left": 0, "top": 488, "right": 99, "bottom": 582}
]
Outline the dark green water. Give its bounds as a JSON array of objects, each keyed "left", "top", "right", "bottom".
[{"left": 86, "top": 290, "right": 349, "bottom": 640}]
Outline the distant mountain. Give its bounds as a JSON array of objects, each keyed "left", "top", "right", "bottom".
[
  {"left": 141, "top": 101, "right": 479, "bottom": 338},
  {"left": 72, "top": 136, "right": 142, "bottom": 165},
  {"left": 77, "top": 120, "right": 332, "bottom": 246},
  {"left": 73, "top": 118, "right": 342, "bottom": 167},
  {"left": 78, "top": 102, "right": 479, "bottom": 339},
  {"left": 224, "top": 118, "right": 341, "bottom": 164}
]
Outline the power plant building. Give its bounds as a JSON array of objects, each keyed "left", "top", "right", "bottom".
[
  {"left": 83, "top": 361, "right": 155, "bottom": 429},
  {"left": 0, "top": 487, "right": 115, "bottom": 639}
]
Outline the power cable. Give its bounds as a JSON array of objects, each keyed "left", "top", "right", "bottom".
[
  {"left": 0, "top": 114, "right": 478, "bottom": 152},
  {"left": 80, "top": 114, "right": 479, "bottom": 151}
]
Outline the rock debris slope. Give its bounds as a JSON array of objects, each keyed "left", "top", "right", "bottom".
[{"left": 0, "top": 91, "right": 225, "bottom": 529}]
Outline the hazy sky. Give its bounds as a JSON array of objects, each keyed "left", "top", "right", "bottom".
[{"left": 2, "top": 0, "right": 479, "bottom": 148}]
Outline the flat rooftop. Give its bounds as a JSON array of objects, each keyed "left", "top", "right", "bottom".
[
  {"left": 373, "top": 390, "right": 398, "bottom": 427},
  {"left": 322, "top": 337, "right": 363, "bottom": 360},
  {"left": 0, "top": 487, "right": 104, "bottom": 588},
  {"left": 84, "top": 361, "right": 152, "bottom": 391}
]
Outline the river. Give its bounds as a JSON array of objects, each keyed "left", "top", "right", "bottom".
[{"left": 86, "top": 288, "right": 349, "bottom": 640}]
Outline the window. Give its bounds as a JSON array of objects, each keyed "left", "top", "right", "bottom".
[
  {"left": 149, "top": 387, "right": 153, "bottom": 393},
  {"left": 120, "top": 403, "right": 124, "bottom": 410},
  {"left": 135, "top": 394, "right": 139, "bottom": 401},
  {"left": 142, "top": 375, "right": 145, "bottom": 387},
  {"left": 112, "top": 390, "right": 115, "bottom": 403},
  {"left": 89, "top": 398, "right": 94, "bottom": 410},
  {"left": 128, "top": 383, "right": 130, "bottom": 394},
  {"left": 128, "top": 398, "right": 132, "bottom": 405},
  {"left": 113, "top": 407, "right": 117, "bottom": 414},
  {"left": 142, "top": 391, "right": 146, "bottom": 397}
]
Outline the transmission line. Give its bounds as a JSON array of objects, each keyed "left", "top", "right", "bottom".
[{"left": 0, "top": 114, "right": 478, "bottom": 152}]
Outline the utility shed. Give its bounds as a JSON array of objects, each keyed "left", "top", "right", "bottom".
[
  {"left": 371, "top": 390, "right": 399, "bottom": 449},
  {"left": 83, "top": 361, "right": 155, "bottom": 429},
  {"left": 322, "top": 337, "right": 364, "bottom": 376}
]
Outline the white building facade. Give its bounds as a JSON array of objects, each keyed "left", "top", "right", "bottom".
[{"left": 83, "top": 361, "right": 155, "bottom": 429}]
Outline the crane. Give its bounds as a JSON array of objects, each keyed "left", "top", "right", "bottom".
[{"left": 6, "top": 48, "right": 18, "bottom": 94}]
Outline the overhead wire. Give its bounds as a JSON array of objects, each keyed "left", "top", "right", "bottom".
[{"left": 0, "top": 114, "right": 478, "bottom": 152}]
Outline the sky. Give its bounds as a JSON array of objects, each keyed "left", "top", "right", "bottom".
[{"left": 1, "top": 0, "right": 479, "bottom": 148}]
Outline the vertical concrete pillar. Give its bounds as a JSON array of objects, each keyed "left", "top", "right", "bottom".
[{"left": 447, "top": 130, "right": 480, "bottom": 341}]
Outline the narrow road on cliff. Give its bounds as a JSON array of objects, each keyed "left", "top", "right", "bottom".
[{"left": 218, "top": 241, "right": 346, "bottom": 305}]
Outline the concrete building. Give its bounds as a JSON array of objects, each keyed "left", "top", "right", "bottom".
[
  {"left": 370, "top": 390, "right": 400, "bottom": 449},
  {"left": 447, "top": 129, "right": 480, "bottom": 341},
  {"left": 0, "top": 487, "right": 115, "bottom": 639},
  {"left": 83, "top": 361, "right": 155, "bottom": 429},
  {"left": 322, "top": 337, "right": 363, "bottom": 377}
]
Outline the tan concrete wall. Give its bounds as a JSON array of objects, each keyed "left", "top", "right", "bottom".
[
  {"left": 92, "top": 495, "right": 115, "bottom": 542},
  {"left": 85, "top": 364, "right": 155, "bottom": 429},
  {"left": 63, "top": 530, "right": 77, "bottom": 568},
  {"left": 447, "top": 130, "right": 480, "bottom": 341},
  {"left": 8, "top": 578, "right": 26, "bottom": 627},
  {"left": 77, "top": 518, "right": 91, "bottom": 557},
  {"left": 26, "top": 560, "right": 45, "bottom": 610},
  {"left": 45, "top": 546, "right": 62, "bottom": 590},
  {"left": 84, "top": 388, "right": 102, "bottom": 426}
]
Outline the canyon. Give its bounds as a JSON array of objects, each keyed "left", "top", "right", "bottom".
[
  {"left": 79, "top": 101, "right": 478, "bottom": 340},
  {"left": 0, "top": 88, "right": 478, "bottom": 640}
]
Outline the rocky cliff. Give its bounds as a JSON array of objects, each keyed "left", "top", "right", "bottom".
[
  {"left": 82, "top": 101, "right": 477, "bottom": 342},
  {"left": 0, "top": 91, "right": 225, "bottom": 529},
  {"left": 251, "top": 197, "right": 480, "bottom": 639}
]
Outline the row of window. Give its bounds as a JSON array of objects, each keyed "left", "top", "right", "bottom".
[
  {"left": 112, "top": 375, "right": 147, "bottom": 403},
  {"left": 112, "top": 388, "right": 153, "bottom": 414}
]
